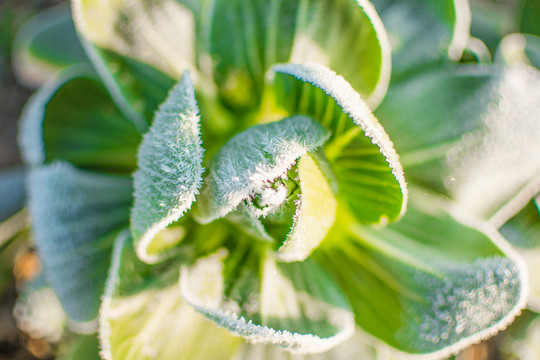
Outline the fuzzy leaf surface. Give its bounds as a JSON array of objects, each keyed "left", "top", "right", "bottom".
[
  {"left": 132, "top": 72, "right": 204, "bottom": 264},
  {"left": 197, "top": 115, "right": 330, "bottom": 222},
  {"left": 27, "top": 161, "right": 132, "bottom": 322}
]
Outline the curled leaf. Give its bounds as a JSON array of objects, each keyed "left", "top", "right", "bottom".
[
  {"left": 272, "top": 63, "right": 407, "bottom": 224},
  {"left": 132, "top": 71, "right": 204, "bottom": 264},
  {"left": 180, "top": 246, "right": 354, "bottom": 353}
]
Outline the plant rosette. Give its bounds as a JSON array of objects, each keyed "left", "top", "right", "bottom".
[{"left": 16, "top": 0, "right": 531, "bottom": 359}]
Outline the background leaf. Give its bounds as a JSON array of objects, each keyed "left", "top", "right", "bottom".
[
  {"left": 372, "top": 0, "right": 471, "bottom": 77},
  {"left": 132, "top": 72, "right": 204, "bottom": 264},
  {"left": 205, "top": 0, "right": 390, "bottom": 110},
  {"left": 0, "top": 167, "right": 26, "bottom": 222},
  {"left": 27, "top": 161, "right": 132, "bottom": 322},
  {"left": 19, "top": 66, "right": 141, "bottom": 172},
  {"left": 12, "top": 2, "right": 87, "bottom": 88},
  {"left": 72, "top": 0, "right": 195, "bottom": 128},
  {"left": 376, "top": 65, "right": 540, "bottom": 222},
  {"left": 499, "top": 197, "right": 540, "bottom": 311}
]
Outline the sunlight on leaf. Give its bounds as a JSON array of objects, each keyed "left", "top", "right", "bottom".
[{"left": 100, "top": 231, "right": 240, "bottom": 360}]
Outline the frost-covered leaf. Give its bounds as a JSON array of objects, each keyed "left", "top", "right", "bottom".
[
  {"left": 180, "top": 244, "right": 354, "bottom": 353},
  {"left": 372, "top": 0, "right": 471, "bottom": 76},
  {"left": 500, "top": 197, "right": 540, "bottom": 311},
  {"left": 197, "top": 115, "right": 330, "bottom": 222},
  {"left": 231, "top": 328, "right": 400, "bottom": 360},
  {"left": 12, "top": 2, "right": 87, "bottom": 87},
  {"left": 315, "top": 189, "right": 527, "bottom": 355},
  {"left": 132, "top": 72, "right": 204, "bottom": 264},
  {"left": 0, "top": 167, "right": 26, "bottom": 222},
  {"left": 72, "top": 0, "right": 193, "bottom": 127},
  {"left": 27, "top": 161, "right": 132, "bottom": 322},
  {"left": 376, "top": 65, "right": 540, "bottom": 221},
  {"left": 272, "top": 63, "right": 406, "bottom": 224},
  {"left": 100, "top": 230, "right": 241, "bottom": 360},
  {"left": 19, "top": 66, "right": 141, "bottom": 172},
  {"left": 205, "top": 0, "right": 390, "bottom": 110}
]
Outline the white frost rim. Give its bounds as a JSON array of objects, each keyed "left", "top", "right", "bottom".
[
  {"left": 179, "top": 265, "right": 355, "bottom": 355},
  {"left": 271, "top": 62, "right": 408, "bottom": 221}
]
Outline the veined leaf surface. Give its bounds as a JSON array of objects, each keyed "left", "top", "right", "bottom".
[
  {"left": 19, "top": 66, "right": 141, "bottom": 172},
  {"left": 205, "top": 0, "right": 390, "bottom": 110},
  {"left": 315, "top": 189, "right": 527, "bottom": 355},
  {"left": 180, "top": 243, "right": 354, "bottom": 353},
  {"left": 272, "top": 63, "right": 406, "bottom": 225}
]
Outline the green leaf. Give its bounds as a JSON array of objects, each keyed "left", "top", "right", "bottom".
[
  {"left": 197, "top": 115, "right": 330, "bottom": 223},
  {"left": 12, "top": 3, "right": 87, "bottom": 87},
  {"left": 376, "top": 65, "right": 540, "bottom": 221},
  {"left": 315, "top": 190, "right": 527, "bottom": 355},
  {"left": 19, "top": 66, "right": 141, "bottom": 172},
  {"left": 180, "top": 243, "right": 355, "bottom": 353},
  {"left": 499, "top": 197, "right": 540, "bottom": 311},
  {"left": 72, "top": 0, "right": 194, "bottom": 127},
  {"left": 205, "top": 0, "right": 390, "bottom": 110},
  {"left": 520, "top": 0, "right": 540, "bottom": 36},
  {"left": 100, "top": 230, "right": 241, "bottom": 360},
  {"left": 132, "top": 72, "right": 204, "bottom": 264},
  {"left": 57, "top": 334, "right": 101, "bottom": 360},
  {"left": 372, "top": 0, "right": 471, "bottom": 77},
  {"left": 27, "top": 161, "right": 132, "bottom": 322},
  {"left": 272, "top": 63, "right": 407, "bottom": 224}
]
